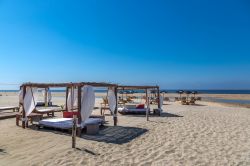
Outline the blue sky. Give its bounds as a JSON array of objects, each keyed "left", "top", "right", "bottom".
[{"left": 0, "top": 0, "right": 250, "bottom": 89}]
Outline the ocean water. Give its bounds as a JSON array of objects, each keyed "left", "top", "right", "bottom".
[
  {"left": 166, "top": 90, "right": 250, "bottom": 94},
  {"left": 1, "top": 89, "right": 250, "bottom": 105}
]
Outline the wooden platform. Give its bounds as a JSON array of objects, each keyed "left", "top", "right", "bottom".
[{"left": 0, "top": 112, "right": 17, "bottom": 120}]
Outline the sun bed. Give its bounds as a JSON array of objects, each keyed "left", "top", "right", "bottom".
[
  {"left": 36, "top": 101, "right": 52, "bottom": 107},
  {"left": 0, "top": 106, "right": 19, "bottom": 112},
  {"left": 38, "top": 118, "right": 104, "bottom": 130},
  {"left": 118, "top": 104, "right": 150, "bottom": 115},
  {"left": 34, "top": 107, "right": 63, "bottom": 117}
]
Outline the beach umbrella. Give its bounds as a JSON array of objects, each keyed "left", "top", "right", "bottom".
[
  {"left": 185, "top": 91, "right": 192, "bottom": 100},
  {"left": 160, "top": 90, "right": 168, "bottom": 99},
  {"left": 123, "top": 91, "right": 129, "bottom": 98},
  {"left": 128, "top": 90, "right": 134, "bottom": 94},
  {"left": 192, "top": 91, "right": 198, "bottom": 97},
  {"left": 177, "top": 90, "right": 184, "bottom": 98}
]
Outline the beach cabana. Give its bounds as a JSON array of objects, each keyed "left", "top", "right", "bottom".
[
  {"left": 18, "top": 82, "right": 118, "bottom": 130},
  {"left": 117, "top": 85, "right": 163, "bottom": 121}
]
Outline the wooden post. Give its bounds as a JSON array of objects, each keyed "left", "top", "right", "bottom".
[
  {"left": 114, "top": 87, "right": 118, "bottom": 126},
  {"left": 77, "top": 85, "right": 82, "bottom": 124},
  {"left": 157, "top": 87, "right": 161, "bottom": 116},
  {"left": 157, "top": 87, "right": 160, "bottom": 109},
  {"left": 22, "top": 86, "right": 26, "bottom": 129},
  {"left": 72, "top": 115, "right": 77, "bottom": 148},
  {"left": 146, "top": 88, "right": 149, "bottom": 121},
  {"left": 65, "top": 87, "right": 69, "bottom": 111},
  {"left": 71, "top": 87, "right": 74, "bottom": 111},
  {"left": 44, "top": 88, "right": 48, "bottom": 107}
]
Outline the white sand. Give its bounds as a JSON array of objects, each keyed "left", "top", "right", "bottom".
[{"left": 0, "top": 98, "right": 250, "bottom": 165}]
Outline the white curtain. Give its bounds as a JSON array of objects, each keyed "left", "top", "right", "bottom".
[
  {"left": 160, "top": 96, "right": 163, "bottom": 109},
  {"left": 19, "top": 88, "right": 23, "bottom": 104},
  {"left": 108, "top": 88, "right": 116, "bottom": 115},
  {"left": 67, "top": 88, "right": 78, "bottom": 111},
  {"left": 146, "top": 89, "right": 151, "bottom": 108},
  {"left": 81, "top": 85, "right": 95, "bottom": 126},
  {"left": 23, "top": 87, "right": 37, "bottom": 117},
  {"left": 42, "top": 89, "right": 45, "bottom": 98},
  {"left": 48, "top": 90, "right": 52, "bottom": 102}
]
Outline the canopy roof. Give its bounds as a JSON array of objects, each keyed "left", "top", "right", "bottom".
[
  {"left": 21, "top": 82, "right": 117, "bottom": 88},
  {"left": 117, "top": 85, "right": 159, "bottom": 90}
]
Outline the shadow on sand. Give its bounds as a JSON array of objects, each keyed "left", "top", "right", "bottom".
[
  {"left": 81, "top": 126, "right": 148, "bottom": 145},
  {"left": 118, "top": 112, "right": 183, "bottom": 118},
  {"left": 160, "top": 112, "right": 183, "bottom": 118},
  {"left": 191, "top": 103, "right": 207, "bottom": 106},
  {"left": 32, "top": 125, "right": 148, "bottom": 145},
  {"left": 0, "top": 148, "right": 7, "bottom": 155}
]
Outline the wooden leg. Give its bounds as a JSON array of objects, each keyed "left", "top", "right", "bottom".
[
  {"left": 16, "top": 114, "right": 19, "bottom": 126},
  {"left": 25, "top": 120, "right": 29, "bottom": 128},
  {"left": 77, "top": 128, "right": 82, "bottom": 137}
]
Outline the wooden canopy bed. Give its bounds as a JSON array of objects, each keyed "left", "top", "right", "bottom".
[{"left": 18, "top": 82, "right": 118, "bottom": 131}]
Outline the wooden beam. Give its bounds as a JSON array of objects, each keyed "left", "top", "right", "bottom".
[
  {"left": 72, "top": 115, "right": 77, "bottom": 148},
  {"left": 117, "top": 85, "right": 159, "bottom": 90},
  {"left": 146, "top": 89, "right": 149, "bottom": 121},
  {"left": 65, "top": 87, "right": 69, "bottom": 111},
  {"left": 21, "top": 82, "right": 117, "bottom": 88},
  {"left": 157, "top": 87, "right": 161, "bottom": 109},
  {"left": 44, "top": 88, "right": 48, "bottom": 107}
]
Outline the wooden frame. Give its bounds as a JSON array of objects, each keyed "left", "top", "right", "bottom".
[
  {"left": 117, "top": 85, "right": 161, "bottom": 121},
  {"left": 20, "top": 82, "right": 118, "bottom": 129}
]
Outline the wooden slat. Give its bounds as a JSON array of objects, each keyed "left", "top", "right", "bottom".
[
  {"left": 117, "top": 85, "right": 159, "bottom": 90},
  {"left": 0, "top": 112, "right": 16, "bottom": 120},
  {"left": 21, "top": 82, "right": 117, "bottom": 88}
]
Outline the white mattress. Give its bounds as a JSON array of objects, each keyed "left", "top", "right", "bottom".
[
  {"left": 118, "top": 108, "right": 150, "bottom": 115},
  {"left": 39, "top": 118, "right": 104, "bottom": 129},
  {"left": 36, "top": 107, "right": 61, "bottom": 113},
  {"left": 118, "top": 107, "right": 149, "bottom": 112}
]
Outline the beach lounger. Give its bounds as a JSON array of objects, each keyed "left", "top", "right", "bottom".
[
  {"left": 34, "top": 107, "right": 64, "bottom": 117},
  {"left": 16, "top": 113, "right": 43, "bottom": 127},
  {"left": 118, "top": 104, "right": 150, "bottom": 115},
  {"left": 36, "top": 101, "right": 52, "bottom": 107},
  {"left": 0, "top": 106, "right": 19, "bottom": 112},
  {"left": 181, "top": 97, "right": 188, "bottom": 105},
  {"left": 196, "top": 97, "right": 202, "bottom": 101},
  {"left": 189, "top": 97, "right": 196, "bottom": 105},
  {"left": 100, "top": 97, "right": 110, "bottom": 115},
  {"left": 164, "top": 97, "right": 170, "bottom": 102},
  {"left": 118, "top": 107, "right": 149, "bottom": 115},
  {"left": 38, "top": 118, "right": 104, "bottom": 134}
]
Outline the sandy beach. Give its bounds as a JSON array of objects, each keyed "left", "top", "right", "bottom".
[
  {"left": 0, "top": 93, "right": 250, "bottom": 165},
  {"left": 1, "top": 0, "right": 250, "bottom": 165}
]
